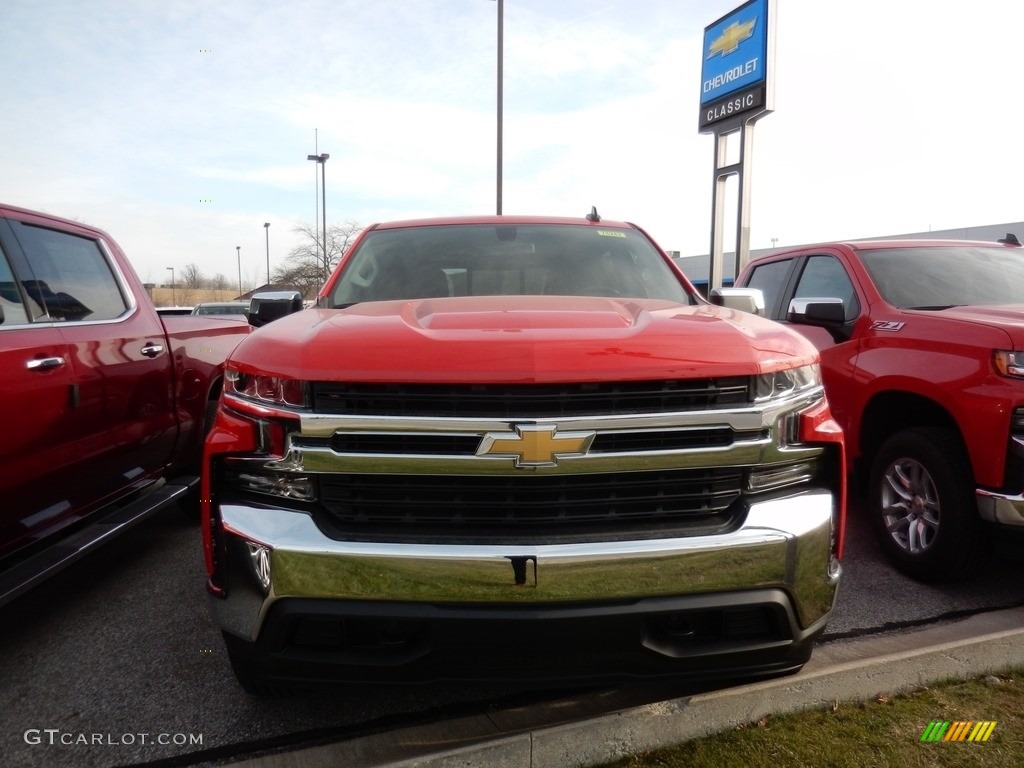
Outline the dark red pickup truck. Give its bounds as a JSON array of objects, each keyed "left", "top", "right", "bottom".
[
  {"left": 729, "top": 236, "right": 1024, "bottom": 581},
  {"left": 0, "top": 203, "right": 250, "bottom": 605}
]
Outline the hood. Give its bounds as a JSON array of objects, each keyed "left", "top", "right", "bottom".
[
  {"left": 932, "top": 304, "right": 1024, "bottom": 329},
  {"left": 229, "top": 296, "right": 818, "bottom": 383},
  {"left": 902, "top": 304, "right": 1024, "bottom": 348}
]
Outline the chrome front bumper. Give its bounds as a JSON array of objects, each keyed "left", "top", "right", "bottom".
[
  {"left": 977, "top": 488, "right": 1024, "bottom": 526},
  {"left": 210, "top": 490, "right": 841, "bottom": 643}
]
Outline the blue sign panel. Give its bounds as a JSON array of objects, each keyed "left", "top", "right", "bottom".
[{"left": 700, "top": 0, "right": 769, "bottom": 106}]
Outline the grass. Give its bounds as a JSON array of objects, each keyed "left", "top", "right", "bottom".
[{"left": 601, "top": 669, "right": 1024, "bottom": 768}]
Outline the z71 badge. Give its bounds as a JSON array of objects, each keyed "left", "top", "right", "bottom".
[{"left": 871, "top": 320, "right": 905, "bottom": 332}]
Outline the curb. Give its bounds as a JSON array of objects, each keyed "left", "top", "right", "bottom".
[{"left": 228, "top": 605, "right": 1024, "bottom": 767}]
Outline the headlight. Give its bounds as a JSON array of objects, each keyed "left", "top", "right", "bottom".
[
  {"left": 993, "top": 350, "right": 1024, "bottom": 379},
  {"left": 226, "top": 367, "right": 309, "bottom": 408},
  {"left": 753, "top": 363, "right": 821, "bottom": 402}
]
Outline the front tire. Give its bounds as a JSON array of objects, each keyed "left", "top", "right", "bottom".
[{"left": 868, "top": 427, "right": 982, "bottom": 582}]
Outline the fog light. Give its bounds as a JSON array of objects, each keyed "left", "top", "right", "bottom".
[
  {"left": 236, "top": 472, "right": 315, "bottom": 501},
  {"left": 828, "top": 554, "right": 842, "bottom": 580},
  {"left": 246, "top": 542, "right": 272, "bottom": 592},
  {"left": 748, "top": 461, "right": 816, "bottom": 491}
]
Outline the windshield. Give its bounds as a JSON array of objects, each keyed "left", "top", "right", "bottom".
[
  {"left": 326, "top": 223, "right": 695, "bottom": 308},
  {"left": 858, "top": 246, "right": 1024, "bottom": 309}
]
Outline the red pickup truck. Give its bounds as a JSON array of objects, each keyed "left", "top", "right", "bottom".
[
  {"left": 202, "top": 214, "right": 845, "bottom": 693},
  {"left": 730, "top": 236, "right": 1024, "bottom": 582},
  {"left": 0, "top": 203, "right": 250, "bottom": 605}
]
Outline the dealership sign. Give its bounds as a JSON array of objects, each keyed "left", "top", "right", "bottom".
[{"left": 699, "top": 0, "right": 772, "bottom": 131}]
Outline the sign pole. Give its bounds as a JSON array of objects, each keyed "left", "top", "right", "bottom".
[{"left": 698, "top": 0, "right": 774, "bottom": 290}]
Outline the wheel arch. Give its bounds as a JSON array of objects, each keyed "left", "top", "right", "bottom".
[{"left": 857, "top": 390, "right": 967, "bottom": 484}]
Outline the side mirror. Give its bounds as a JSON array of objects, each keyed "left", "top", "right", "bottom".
[
  {"left": 248, "top": 291, "right": 303, "bottom": 327},
  {"left": 709, "top": 287, "right": 765, "bottom": 316},
  {"left": 787, "top": 296, "right": 846, "bottom": 325}
]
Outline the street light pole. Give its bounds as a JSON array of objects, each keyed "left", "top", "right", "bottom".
[
  {"left": 166, "top": 267, "right": 175, "bottom": 307},
  {"left": 496, "top": 0, "right": 503, "bottom": 215},
  {"left": 236, "top": 246, "right": 242, "bottom": 296},
  {"left": 307, "top": 153, "right": 330, "bottom": 282},
  {"left": 264, "top": 222, "right": 271, "bottom": 285}
]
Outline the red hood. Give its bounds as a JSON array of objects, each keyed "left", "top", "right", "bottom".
[
  {"left": 229, "top": 296, "right": 818, "bottom": 383},
  {"left": 905, "top": 305, "right": 1024, "bottom": 347}
]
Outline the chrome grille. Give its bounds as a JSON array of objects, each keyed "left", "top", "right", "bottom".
[
  {"left": 310, "top": 378, "right": 752, "bottom": 417},
  {"left": 324, "top": 427, "right": 767, "bottom": 455},
  {"left": 318, "top": 467, "right": 744, "bottom": 530}
]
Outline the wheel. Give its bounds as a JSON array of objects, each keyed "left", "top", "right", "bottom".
[{"left": 867, "top": 427, "right": 982, "bottom": 582}]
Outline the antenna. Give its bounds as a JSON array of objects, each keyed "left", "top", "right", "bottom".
[
  {"left": 998, "top": 233, "right": 1021, "bottom": 246},
  {"left": 586, "top": 206, "right": 601, "bottom": 222}
]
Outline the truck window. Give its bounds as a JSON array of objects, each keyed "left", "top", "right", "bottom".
[
  {"left": 793, "top": 255, "right": 859, "bottom": 321},
  {"left": 0, "top": 248, "right": 37, "bottom": 326},
  {"left": 10, "top": 223, "right": 129, "bottom": 322},
  {"left": 744, "top": 258, "right": 792, "bottom": 319},
  {"left": 329, "top": 224, "right": 693, "bottom": 307}
]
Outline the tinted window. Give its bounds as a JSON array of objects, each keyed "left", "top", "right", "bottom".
[
  {"left": 328, "top": 224, "right": 694, "bottom": 307},
  {"left": 858, "top": 246, "right": 1024, "bottom": 309},
  {"left": 0, "top": 246, "right": 43, "bottom": 326},
  {"left": 11, "top": 223, "right": 128, "bottom": 322},
  {"left": 793, "top": 255, "right": 859, "bottom": 321},
  {"left": 744, "top": 258, "right": 792, "bottom": 319},
  {"left": 194, "top": 303, "right": 247, "bottom": 316}
]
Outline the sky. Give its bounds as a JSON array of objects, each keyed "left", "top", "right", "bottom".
[{"left": 3, "top": 0, "right": 1024, "bottom": 290}]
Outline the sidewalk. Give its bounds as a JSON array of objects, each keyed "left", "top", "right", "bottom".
[{"left": 227, "top": 605, "right": 1024, "bottom": 768}]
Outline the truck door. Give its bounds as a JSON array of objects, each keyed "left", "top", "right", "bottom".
[
  {"left": 2, "top": 219, "right": 177, "bottom": 531},
  {"left": 785, "top": 253, "right": 861, "bottom": 429},
  {"left": 0, "top": 229, "right": 79, "bottom": 557},
  {"left": 744, "top": 252, "right": 863, "bottom": 430}
]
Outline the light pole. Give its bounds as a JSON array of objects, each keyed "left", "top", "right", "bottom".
[
  {"left": 264, "top": 222, "right": 271, "bottom": 286},
  {"left": 492, "top": 0, "right": 504, "bottom": 215},
  {"left": 166, "top": 267, "right": 175, "bottom": 306},
  {"left": 236, "top": 246, "right": 242, "bottom": 296},
  {"left": 307, "top": 153, "right": 329, "bottom": 282}
]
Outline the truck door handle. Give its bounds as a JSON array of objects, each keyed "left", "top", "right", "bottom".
[
  {"left": 141, "top": 343, "right": 165, "bottom": 358},
  {"left": 27, "top": 356, "right": 66, "bottom": 371}
]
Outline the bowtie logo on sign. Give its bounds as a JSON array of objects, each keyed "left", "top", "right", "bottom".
[{"left": 707, "top": 18, "right": 756, "bottom": 58}]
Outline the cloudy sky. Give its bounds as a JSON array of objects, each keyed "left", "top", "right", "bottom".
[{"left": 2, "top": 0, "right": 1023, "bottom": 289}]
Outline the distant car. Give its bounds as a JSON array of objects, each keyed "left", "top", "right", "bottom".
[
  {"left": 155, "top": 306, "right": 194, "bottom": 316},
  {"left": 192, "top": 301, "right": 249, "bottom": 318}
]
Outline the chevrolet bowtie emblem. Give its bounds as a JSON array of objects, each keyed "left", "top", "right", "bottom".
[
  {"left": 476, "top": 424, "right": 596, "bottom": 468},
  {"left": 707, "top": 18, "right": 756, "bottom": 58}
]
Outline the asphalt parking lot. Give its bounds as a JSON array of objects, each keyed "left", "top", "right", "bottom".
[
  {"left": 3, "top": 500, "right": 1023, "bottom": 768},
  {"left": 223, "top": 605, "right": 1024, "bottom": 767}
]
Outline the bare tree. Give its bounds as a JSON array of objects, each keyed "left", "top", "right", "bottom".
[
  {"left": 273, "top": 221, "right": 362, "bottom": 298},
  {"left": 181, "top": 263, "right": 204, "bottom": 289}
]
